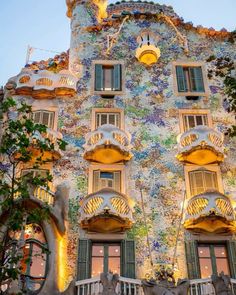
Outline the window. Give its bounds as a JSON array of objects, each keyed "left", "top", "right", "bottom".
[
  {"left": 94, "top": 63, "right": 122, "bottom": 93},
  {"left": 176, "top": 65, "right": 205, "bottom": 94},
  {"left": 6, "top": 224, "right": 48, "bottom": 292},
  {"left": 21, "top": 169, "right": 49, "bottom": 178},
  {"left": 32, "top": 110, "right": 54, "bottom": 129},
  {"left": 91, "top": 244, "right": 121, "bottom": 277},
  {"left": 183, "top": 113, "right": 208, "bottom": 131},
  {"left": 96, "top": 112, "right": 121, "bottom": 128},
  {"left": 189, "top": 170, "right": 218, "bottom": 196},
  {"left": 93, "top": 170, "right": 121, "bottom": 192},
  {"left": 198, "top": 244, "right": 230, "bottom": 278},
  {"left": 77, "top": 239, "right": 135, "bottom": 280}
]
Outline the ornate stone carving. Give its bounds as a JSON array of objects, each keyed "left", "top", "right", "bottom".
[
  {"left": 100, "top": 272, "right": 119, "bottom": 295},
  {"left": 53, "top": 181, "right": 70, "bottom": 233},
  {"left": 66, "top": 0, "right": 107, "bottom": 22},
  {"left": 142, "top": 268, "right": 189, "bottom": 295},
  {"left": 212, "top": 273, "right": 233, "bottom": 295}
]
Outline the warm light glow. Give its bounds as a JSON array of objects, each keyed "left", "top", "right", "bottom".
[
  {"left": 58, "top": 235, "right": 68, "bottom": 291},
  {"left": 93, "top": 0, "right": 107, "bottom": 23},
  {"left": 136, "top": 45, "right": 161, "bottom": 65}
]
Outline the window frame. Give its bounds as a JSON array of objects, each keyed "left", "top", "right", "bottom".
[
  {"left": 6, "top": 224, "right": 48, "bottom": 293},
  {"left": 184, "top": 165, "right": 224, "bottom": 198},
  {"left": 91, "top": 60, "right": 125, "bottom": 96},
  {"left": 31, "top": 103, "right": 58, "bottom": 131},
  {"left": 91, "top": 242, "right": 121, "bottom": 277},
  {"left": 173, "top": 61, "right": 209, "bottom": 97},
  {"left": 189, "top": 169, "right": 219, "bottom": 196},
  {"left": 91, "top": 108, "right": 124, "bottom": 131},
  {"left": 88, "top": 164, "right": 126, "bottom": 194},
  {"left": 197, "top": 243, "right": 231, "bottom": 278},
  {"left": 32, "top": 110, "right": 55, "bottom": 129},
  {"left": 179, "top": 109, "right": 212, "bottom": 133},
  {"left": 93, "top": 170, "right": 121, "bottom": 193}
]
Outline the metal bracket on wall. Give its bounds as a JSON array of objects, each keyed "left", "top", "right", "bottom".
[
  {"left": 106, "top": 16, "right": 129, "bottom": 55},
  {"left": 160, "top": 13, "right": 189, "bottom": 55}
]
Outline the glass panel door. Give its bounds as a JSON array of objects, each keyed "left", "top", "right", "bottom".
[
  {"left": 198, "top": 246, "right": 213, "bottom": 278},
  {"left": 214, "top": 246, "right": 230, "bottom": 275},
  {"left": 91, "top": 245, "right": 104, "bottom": 277},
  {"left": 198, "top": 244, "right": 230, "bottom": 278},
  {"left": 103, "top": 66, "right": 113, "bottom": 90},
  {"left": 91, "top": 244, "right": 120, "bottom": 277},
  {"left": 108, "top": 245, "right": 120, "bottom": 274}
]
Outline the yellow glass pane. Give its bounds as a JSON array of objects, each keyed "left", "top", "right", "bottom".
[
  {"left": 92, "top": 245, "right": 104, "bottom": 256},
  {"left": 216, "top": 259, "right": 230, "bottom": 275},
  {"left": 199, "top": 258, "right": 212, "bottom": 278},
  {"left": 198, "top": 246, "right": 210, "bottom": 257},
  {"left": 91, "top": 257, "right": 104, "bottom": 277},
  {"left": 108, "top": 245, "right": 120, "bottom": 256},
  {"left": 214, "top": 246, "right": 227, "bottom": 258},
  {"left": 108, "top": 257, "right": 120, "bottom": 275}
]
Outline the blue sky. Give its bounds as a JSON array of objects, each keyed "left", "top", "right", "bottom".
[{"left": 0, "top": 0, "right": 235, "bottom": 86}]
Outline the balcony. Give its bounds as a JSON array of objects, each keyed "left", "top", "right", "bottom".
[
  {"left": 75, "top": 276, "right": 236, "bottom": 295},
  {"left": 14, "top": 186, "right": 54, "bottom": 205},
  {"left": 76, "top": 276, "right": 144, "bottom": 295},
  {"left": 176, "top": 126, "right": 224, "bottom": 165},
  {"left": 29, "top": 128, "right": 63, "bottom": 161},
  {"left": 33, "top": 186, "right": 55, "bottom": 205},
  {"left": 80, "top": 188, "right": 134, "bottom": 233},
  {"left": 183, "top": 191, "right": 235, "bottom": 233},
  {"left": 15, "top": 69, "right": 77, "bottom": 98},
  {"left": 83, "top": 124, "right": 132, "bottom": 164}
]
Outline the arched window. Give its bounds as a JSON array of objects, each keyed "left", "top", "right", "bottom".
[{"left": 7, "top": 224, "right": 48, "bottom": 292}]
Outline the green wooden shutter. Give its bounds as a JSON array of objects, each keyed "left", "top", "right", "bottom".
[
  {"left": 176, "top": 66, "right": 187, "bottom": 92},
  {"left": 93, "top": 170, "right": 100, "bottom": 192},
  {"left": 227, "top": 241, "right": 236, "bottom": 278},
  {"left": 121, "top": 240, "right": 136, "bottom": 278},
  {"left": 185, "top": 240, "right": 200, "bottom": 279},
  {"left": 113, "top": 64, "right": 122, "bottom": 91},
  {"left": 77, "top": 239, "right": 91, "bottom": 280},
  {"left": 113, "top": 171, "right": 121, "bottom": 192},
  {"left": 95, "top": 64, "right": 103, "bottom": 91},
  {"left": 189, "top": 67, "right": 205, "bottom": 92}
]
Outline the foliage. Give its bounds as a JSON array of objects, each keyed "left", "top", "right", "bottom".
[
  {"left": 0, "top": 97, "right": 67, "bottom": 294},
  {"left": 206, "top": 56, "right": 236, "bottom": 136}
]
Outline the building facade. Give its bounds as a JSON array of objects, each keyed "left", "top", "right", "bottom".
[{"left": 2, "top": 0, "right": 236, "bottom": 294}]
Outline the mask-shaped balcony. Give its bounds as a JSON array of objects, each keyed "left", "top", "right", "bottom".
[
  {"left": 15, "top": 69, "right": 77, "bottom": 98},
  {"left": 183, "top": 191, "right": 235, "bottom": 233},
  {"left": 80, "top": 188, "right": 134, "bottom": 233},
  {"left": 176, "top": 126, "right": 224, "bottom": 165},
  {"left": 27, "top": 129, "right": 63, "bottom": 161},
  {"left": 135, "top": 31, "right": 161, "bottom": 66},
  {"left": 83, "top": 124, "right": 132, "bottom": 164}
]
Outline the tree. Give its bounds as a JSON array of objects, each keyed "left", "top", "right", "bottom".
[
  {"left": 0, "top": 97, "right": 67, "bottom": 294},
  {"left": 224, "top": 73, "right": 236, "bottom": 136},
  {"left": 206, "top": 55, "right": 236, "bottom": 136}
]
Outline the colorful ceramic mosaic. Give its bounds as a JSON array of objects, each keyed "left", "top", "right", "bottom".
[{"left": 7, "top": 0, "right": 236, "bottom": 285}]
